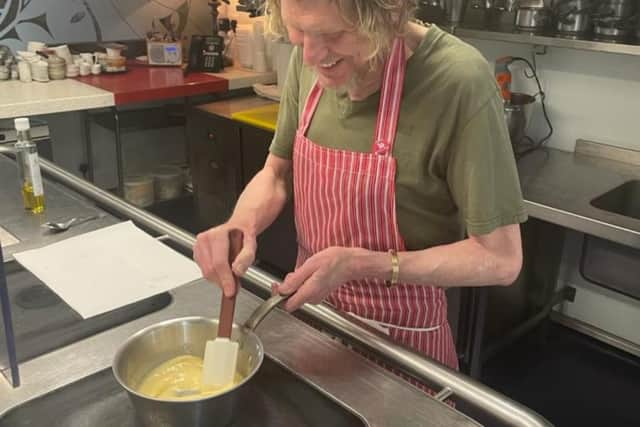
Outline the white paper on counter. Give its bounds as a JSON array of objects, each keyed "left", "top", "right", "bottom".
[
  {"left": 13, "top": 221, "right": 201, "bottom": 319},
  {"left": 0, "top": 225, "right": 20, "bottom": 248}
]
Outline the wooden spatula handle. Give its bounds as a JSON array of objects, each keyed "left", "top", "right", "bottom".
[{"left": 218, "top": 229, "right": 243, "bottom": 339}]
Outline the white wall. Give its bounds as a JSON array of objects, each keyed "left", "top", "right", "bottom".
[{"left": 465, "top": 38, "right": 640, "bottom": 152}]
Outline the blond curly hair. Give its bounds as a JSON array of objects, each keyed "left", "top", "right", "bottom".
[{"left": 265, "top": 0, "right": 417, "bottom": 66}]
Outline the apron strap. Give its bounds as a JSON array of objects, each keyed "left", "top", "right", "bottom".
[
  {"left": 372, "top": 38, "right": 407, "bottom": 156},
  {"left": 298, "top": 81, "right": 323, "bottom": 137}
]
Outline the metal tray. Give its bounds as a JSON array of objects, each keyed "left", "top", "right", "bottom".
[{"left": 1, "top": 262, "right": 171, "bottom": 365}]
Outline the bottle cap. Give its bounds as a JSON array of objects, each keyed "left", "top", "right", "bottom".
[{"left": 14, "top": 117, "right": 30, "bottom": 131}]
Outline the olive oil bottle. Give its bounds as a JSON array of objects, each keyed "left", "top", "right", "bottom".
[{"left": 14, "top": 118, "right": 45, "bottom": 214}]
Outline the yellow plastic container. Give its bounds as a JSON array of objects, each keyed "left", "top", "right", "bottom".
[{"left": 231, "top": 104, "right": 279, "bottom": 132}]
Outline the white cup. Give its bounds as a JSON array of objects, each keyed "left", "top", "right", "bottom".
[
  {"left": 80, "top": 53, "right": 94, "bottom": 64},
  {"left": 106, "top": 47, "right": 121, "bottom": 58},
  {"left": 18, "top": 61, "right": 32, "bottom": 82},
  {"left": 53, "top": 45, "right": 73, "bottom": 65},
  {"left": 32, "top": 61, "right": 49, "bottom": 82},
  {"left": 66, "top": 64, "right": 79, "bottom": 77},
  {"left": 79, "top": 62, "right": 91, "bottom": 76},
  {"left": 91, "top": 63, "right": 101, "bottom": 75}
]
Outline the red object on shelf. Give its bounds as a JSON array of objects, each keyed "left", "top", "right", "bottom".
[{"left": 76, "top": 64, "right": 228, "bottom": 105}]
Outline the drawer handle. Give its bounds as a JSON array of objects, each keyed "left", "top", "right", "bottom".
[
  {"left": 209, "top": 161, "right": 220, "bottom": 170},
  {"left": 207, "top": 131, "right": 216, "bottom": 142}
]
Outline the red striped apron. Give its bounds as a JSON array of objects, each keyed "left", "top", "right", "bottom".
[{"left": 292, "top": 38, "right": 459, "bottom": 388}]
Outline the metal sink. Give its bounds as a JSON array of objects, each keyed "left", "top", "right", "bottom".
[
  {"left": 0, "top": 357, "right": 366, "bottom": 427},
  {"left": 591, "top": 180, "right": 640, "bottom": 221},
  {"left": 1, "top": 262, "right": 172, "bottom": 365}
]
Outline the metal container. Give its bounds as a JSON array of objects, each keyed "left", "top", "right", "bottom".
[
  {"left": 515, "top": 6, "right": 552, "bottom": 31},
  {"left": 151, "top": 165, "right": 184, "bottom": 201},
  {"left": 444, "top": 0, "right": 469, "bottom": 24},
  {"left": 503, "top": 92, "right": 536, "bottom": 145},
  {"left": 113, "top": 295, "right": 284, "bottom": 427},
  {"left": 553, "top": 0, "right": 593, "bottom": 37},
  {"left": 486, "top": 0, "right": 519, "bottom": 31},
  {"left": 593, "top": 16, "right": 634, "bottom": 41},
  {"left": 113, "top": 317, "right": 263, "bottom": 427},
  {"left": 595, "top": 0, "right": 636, "bottom": 18}
]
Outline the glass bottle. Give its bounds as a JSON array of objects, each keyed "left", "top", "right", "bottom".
[{"left": 14, "top": 117, "right": 45, "bottom": 214}]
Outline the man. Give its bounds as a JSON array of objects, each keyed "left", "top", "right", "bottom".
[{"left": 194, "top": 0, "right": 526, "bottom": 374}]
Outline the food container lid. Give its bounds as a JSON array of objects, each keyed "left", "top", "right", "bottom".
[
  {"left": 124, "top": 175, "right": 153, "bottom": 186},
  {"left": 151, "top": 165, "right": 183, "bottom": 179}
]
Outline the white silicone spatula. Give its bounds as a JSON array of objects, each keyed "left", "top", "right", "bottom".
[{"left": 202, "top": 229, "right": 243, "bottom": 389}]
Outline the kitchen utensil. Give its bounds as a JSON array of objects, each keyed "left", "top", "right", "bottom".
[
  {"left": 202, "top": 229, "right": 243, "bottom": 390},
  {"left": 515, "top": 6, "right": 552, "bottom": 31},
  {"left": 553, "top": 0, "right": 594, "bottom": 37},
  {"left": 443, "top": 0, "right": 469, "bottom": 24},
  {"left": 124, "top": 175, "right": 154, "bottom": 207},
  {"left": 504, "top": 92, "right": 536, "bottom": 146},
  {"left": 495, "top": 56, "right": 513, "bottom": 102},
  {"left": 593, "top": 16, "right": 635, "bottom": 41},
  {"left": 151, "top": 165, "right": 184, "bottom": 201},
  {"left": 485, "top": 0, "right": 519, "bottom": 32},
  {"left": 41, "top": 215, "right": 100, "bottom": 232},
  {"left": 416, "top": 0, "right": 447, "bottom": 25},
  {"left": 47, "top": 55, "right": 66, "bottom": 80},
  {"left": 112, "top": 294, "right": 287, "bottom": 427}
]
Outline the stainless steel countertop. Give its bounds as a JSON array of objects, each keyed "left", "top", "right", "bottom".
[
  {"left": 518, "top": 147, "right": 640, "bottom": 249},
  {"left": 0, "top": 154, "right": 479, "bottom": 426},
  {"left": 0, "top": 155, "right": 118, "bottom": 261}
]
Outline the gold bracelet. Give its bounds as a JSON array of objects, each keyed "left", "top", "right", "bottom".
[{"left": 387, "top": 249, "right": 400, "bottom": 287}]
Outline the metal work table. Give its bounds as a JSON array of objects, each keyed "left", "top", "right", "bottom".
[
  {"left": 0, "top": 155, "right": 553, "bottom": 426},
  {"left": 462, "top": 143, "right": 640, "bottom": 378},
  {"left": 0, "top": 155, "right": 117, "bottom": 261},
  {"left": 518, "top": 144, "right": 640, "bottom": 250}
]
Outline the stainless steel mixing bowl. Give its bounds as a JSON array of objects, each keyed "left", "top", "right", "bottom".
[{"left": 113, "top": 294, "right": 286, "bottom": 427}]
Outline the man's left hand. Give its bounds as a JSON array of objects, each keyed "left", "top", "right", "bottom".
[{"left": 275, "top": 246, "right": 359, "bottom": 312}]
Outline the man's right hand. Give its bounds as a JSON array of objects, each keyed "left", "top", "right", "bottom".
[{"left": 193, "top": 223, "right": 257, "bottom": 297}]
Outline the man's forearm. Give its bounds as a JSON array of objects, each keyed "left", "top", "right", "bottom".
[
  {"left": 228, "top": 163, "right": 289, "bottom": 236},
  {"left": 352, "top": 225, "right": 523, "bottom": 288}
]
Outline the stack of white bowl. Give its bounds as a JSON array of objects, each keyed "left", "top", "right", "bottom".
[
  {"left": 235, "top": 24, "right": 253, "bottom": 69},
  {"left": 251, "top": 21, "right": 269, "bottom": 73},
  {"left": 52, "top": 45, "right": 73, "bottom": 67},
  {"left": 17, "top": 50, "right": 48, "bottom": 82}
]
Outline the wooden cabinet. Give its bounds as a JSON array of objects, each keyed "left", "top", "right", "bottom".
[
  {"left": 187, "top": 105, "right": 297, "bottom": 276},
  {"left": 187, "top": 109, "right": 242, "bottom": 229},
  {"left": 240, "top": 126, "right": 297, "bottom": 275}
]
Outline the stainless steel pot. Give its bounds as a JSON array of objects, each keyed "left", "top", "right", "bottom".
[
  {"left": 515, "top": 6, "right": 552, "bottom": 31},
  {"left": 553, "top": 0, "right": 593, "bottom": 36},
  {"left": 594, "top": 0, "right": 636, "bottom": 19},
  {"left": 504, "top": 93, "right": 536, "bottom": 146},
  {"left": 593, "top": 16, "right": 634, "bottom": 40},
  {"left": 113, "top": 294, "right": 285, "bottom": 427}
]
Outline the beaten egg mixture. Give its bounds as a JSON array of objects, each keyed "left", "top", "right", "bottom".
[{"left": 137, "top": 355, "right": 242, "bottom": 400}]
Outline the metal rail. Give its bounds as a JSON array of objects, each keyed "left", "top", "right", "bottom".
[{"left": 40, "top": 158, "right": 553, "bottom": 427}]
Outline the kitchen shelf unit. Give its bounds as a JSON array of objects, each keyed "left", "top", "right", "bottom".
[{"left": 454, "top": 27, "right": 640, "bottom": 57}]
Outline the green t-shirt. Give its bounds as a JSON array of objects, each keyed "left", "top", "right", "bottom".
[{"left": 269, "top": 24, "right": 527, "bottom": 251}]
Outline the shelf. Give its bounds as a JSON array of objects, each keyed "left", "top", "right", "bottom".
[
  {"left": 90, "top": 106, "right": 185, "bottom": 133},
  {"left": 454, "top": 27, "right": 640, "bottom": 57}
]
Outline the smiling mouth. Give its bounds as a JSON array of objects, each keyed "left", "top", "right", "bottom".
[{"left": 319, "top": 58, "right": 343, "bottom": 69}]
